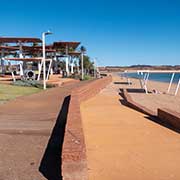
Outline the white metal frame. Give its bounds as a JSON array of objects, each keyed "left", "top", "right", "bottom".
[
  {"left": 137, "top": 70, "right": 150, "bottom": 94},
  {"left": 137, "top": 70, "right": 180, "bottom": 96}
]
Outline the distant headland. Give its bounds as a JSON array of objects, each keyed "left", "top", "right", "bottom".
[{"left": 99, "top": 65, "right": 180, "bottom": 72}]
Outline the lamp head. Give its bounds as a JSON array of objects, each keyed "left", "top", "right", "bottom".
[{"left": 45, "top": 30, "right": 53, "bottom": 35}]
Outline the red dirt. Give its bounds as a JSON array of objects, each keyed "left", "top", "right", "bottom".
[{"left": 0, "top": 81, "right": 89, "bottom": 180}]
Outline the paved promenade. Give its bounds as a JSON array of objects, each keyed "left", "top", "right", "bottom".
[
  {"left": 0, "top": 81, "right": 88, "bottom": 180},
  {"left": 80, "top": 76, "right": 180, "bottom": 180}
]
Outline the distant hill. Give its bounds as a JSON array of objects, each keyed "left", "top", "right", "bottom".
[{"left": 99, "top": 65, "right": 180, "bottom": 72}]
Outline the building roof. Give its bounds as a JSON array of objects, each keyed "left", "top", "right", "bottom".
[{"left": 0, "top": 37, "right": 42, "bottom": 43}]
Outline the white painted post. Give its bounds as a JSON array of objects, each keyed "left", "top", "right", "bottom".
[
  {"left": 42, "top": 33, "right": 46, "bottom": 90},
  {"left": 175, "top": 78, "right": 180, "bottom": 96},
  {"left": 65, "top": 44, "right": 69, "bottom": 76},
  {"left": 71, "top": 63, "right": 74, "bottom": 74},
  {"left": 81, "top": 52, "right": 84, "bottom": 80},
  {"left": 139, "top": 79, "right": 143, "bottom": 89},
  {"left": 19, "top": 63, "right": 24, "bottom": 76},
  {"left": 167, "top": 73, "right": 175, "bottom": 93},
  {"left": 11, "top": 71, "right": 16, "bottom": 82},
  {"left": 65, "top": 56, "right": 69, "bottom": 76},
  {"left": 138, "top": 71, "right": 144, "bottom": 89},
  {"left": 37, "top": 60, "right": 43, "bottom": 81},
  {"left": 42, "top": 30, "right": 52, "bottom": 89},
  {"left": 1, "top": 49, "right": 5, "bottom": 74},
  {"left": 46, "top": 59, "right": 52, "bottom": 80},
  {"left": 70, "top": 57, "right": 74, "bottom": 74},
  {"left": 142, "top": 72, "right": 147, "bottom": 88},
  {"left": 144, "top": 72, "right": 150, "bottom": 94},
  {"left": 19, "top": 42, "right": 23, "bottom": 58}
]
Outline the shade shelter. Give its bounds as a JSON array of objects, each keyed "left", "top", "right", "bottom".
[
  {"left": 53, "top": 41, "right": 81, "bottom": 75},
  {"left": 0, "top": 37, "right": 43, "bottom": 80},
  {"left": 4, "top": 57, "right": 52, "bottom": 81},
  {"left": 0, "top": 37, "right": 82, "bottom": 82}
]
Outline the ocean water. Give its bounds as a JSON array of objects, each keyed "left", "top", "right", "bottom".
[{"left": 121, "top": 72, "right": 180, "bottom": 84}]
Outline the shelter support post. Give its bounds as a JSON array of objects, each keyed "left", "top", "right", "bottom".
[
  {"left": 175, "top": 78, "right": 180, "bottom": 96},
  {"left": 37, "top": 60, "right": 43, "bottom": 81},
  {"left": 65, "top": 56, "right": 69, "bottom": 76},
  {"left": 11, "top": 71, "right": 16, "bottom": 82},
  {"left": 167, "top": 73, "right": 175, "bottom": 93},
  {"left": 1, "top": 49, "right": 5, "bottom": 74},
  {"left": 46, "top": 59, "right": 52, "bottom": 80},
  {"left": 70, "top": 57, "right": 74, "bottom": 74},
  {"left": 19, "top": 62, "right": 24, "bottom": 76}
]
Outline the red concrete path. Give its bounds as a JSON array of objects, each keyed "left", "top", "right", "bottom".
[
  {"left": 0, "top": 81, "right": 89, "bottom": 180},
  {"left": 81, "top": 76, "right": 180, "bottom": 180}
]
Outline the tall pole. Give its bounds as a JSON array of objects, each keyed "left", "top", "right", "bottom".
[
  {"left": 42, "top": 33, "right": 46, "bottom": 90},
  {"left": 81, "top": 52, "right": 84, "bottom": 80},
  {"left": 65, "top": 44, "right": 69, "bottom": 76}
]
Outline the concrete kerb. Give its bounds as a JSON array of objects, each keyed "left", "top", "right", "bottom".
[
  {"left": 121, "top": 88, "right": 180, "bottom": 131},
  {"left": 121, "top": 88, "right": 156, "bottom": 116},
  {"left": 158, "top": 108, "right": 180, "bottom": 130}
]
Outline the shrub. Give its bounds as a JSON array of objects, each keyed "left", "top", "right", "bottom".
[
  {"left": 12, "top": 80, "right": 55, "bottom": 89},
  {"left": 83, "top": 75, "right": 92, "bottom": 81}
]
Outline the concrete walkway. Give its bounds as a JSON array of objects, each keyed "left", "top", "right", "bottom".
[
  {"left": 0, "top": 81, "right": 89, "bottom": 180},
  {"left": 80, "top": 76, "right": 180, "bottom": 180}
]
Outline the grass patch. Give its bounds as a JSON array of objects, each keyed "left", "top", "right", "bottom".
[{"left": 0, "top": 83, "right": 42, "bottom": 104}]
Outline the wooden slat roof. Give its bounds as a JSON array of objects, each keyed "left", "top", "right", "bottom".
[
  {"left": 53, "top": 41, "right": 80, "bottom": 49},
  {"left": 4, "top": 57, "right": 42, "bottom": 62},
  {"left": 0, "top": 37, "right": 42, "bottom": 43},
  {"left": 4, "top": 57, "right": 52, "bottom": 62},
  {"left": 0, "top": 46, "right": 19, "bottom": 51}
]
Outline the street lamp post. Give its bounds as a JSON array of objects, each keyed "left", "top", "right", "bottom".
[
  {"left": 42, "top": 31, "right": 52, "bottom": 90},
  {"left": 81, "top": 52, "right": 84, "bottom": 80}
]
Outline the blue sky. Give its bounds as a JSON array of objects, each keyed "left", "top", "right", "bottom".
[{"left": 0, "top": 0, "right": 180, "bottom": 66}]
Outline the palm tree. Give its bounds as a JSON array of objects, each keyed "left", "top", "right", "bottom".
[{"left": 80, "top": 46, "right": 86, "bottom": 53}]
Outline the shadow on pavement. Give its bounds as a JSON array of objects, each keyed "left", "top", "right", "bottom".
[
  {"left": 114, "top": 81, "right": 130, "bottom": 85},
  {"left": 145, "top": 116, "right": 180, "bottom": 134},
  {"left": 39, "top": 95, "right": 71, "bottom": 180},
  {"left": 126, "top": 88, "right": 146, "bottom": 93}
]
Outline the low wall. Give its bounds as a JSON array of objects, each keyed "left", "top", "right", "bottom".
[
  {"left": 122, "top": 89, "right": 180, "bottom": 130},
  {"left": 122, "top": 89, "right": 156, "bottom": 116},
  {"left": 62, "top": 76, "right": 112, "bottom": 180},
  {"left": 158, "top": 108, "right": 180, "bottom": 130}
]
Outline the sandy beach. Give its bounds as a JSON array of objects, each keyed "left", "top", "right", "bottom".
[{"left": 117, "top": 75, "right": 180, "bottom": 114}]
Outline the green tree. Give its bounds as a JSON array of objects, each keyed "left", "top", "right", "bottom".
[{"left": 79, "top": 55, "right": 94, "bottom": 74}]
